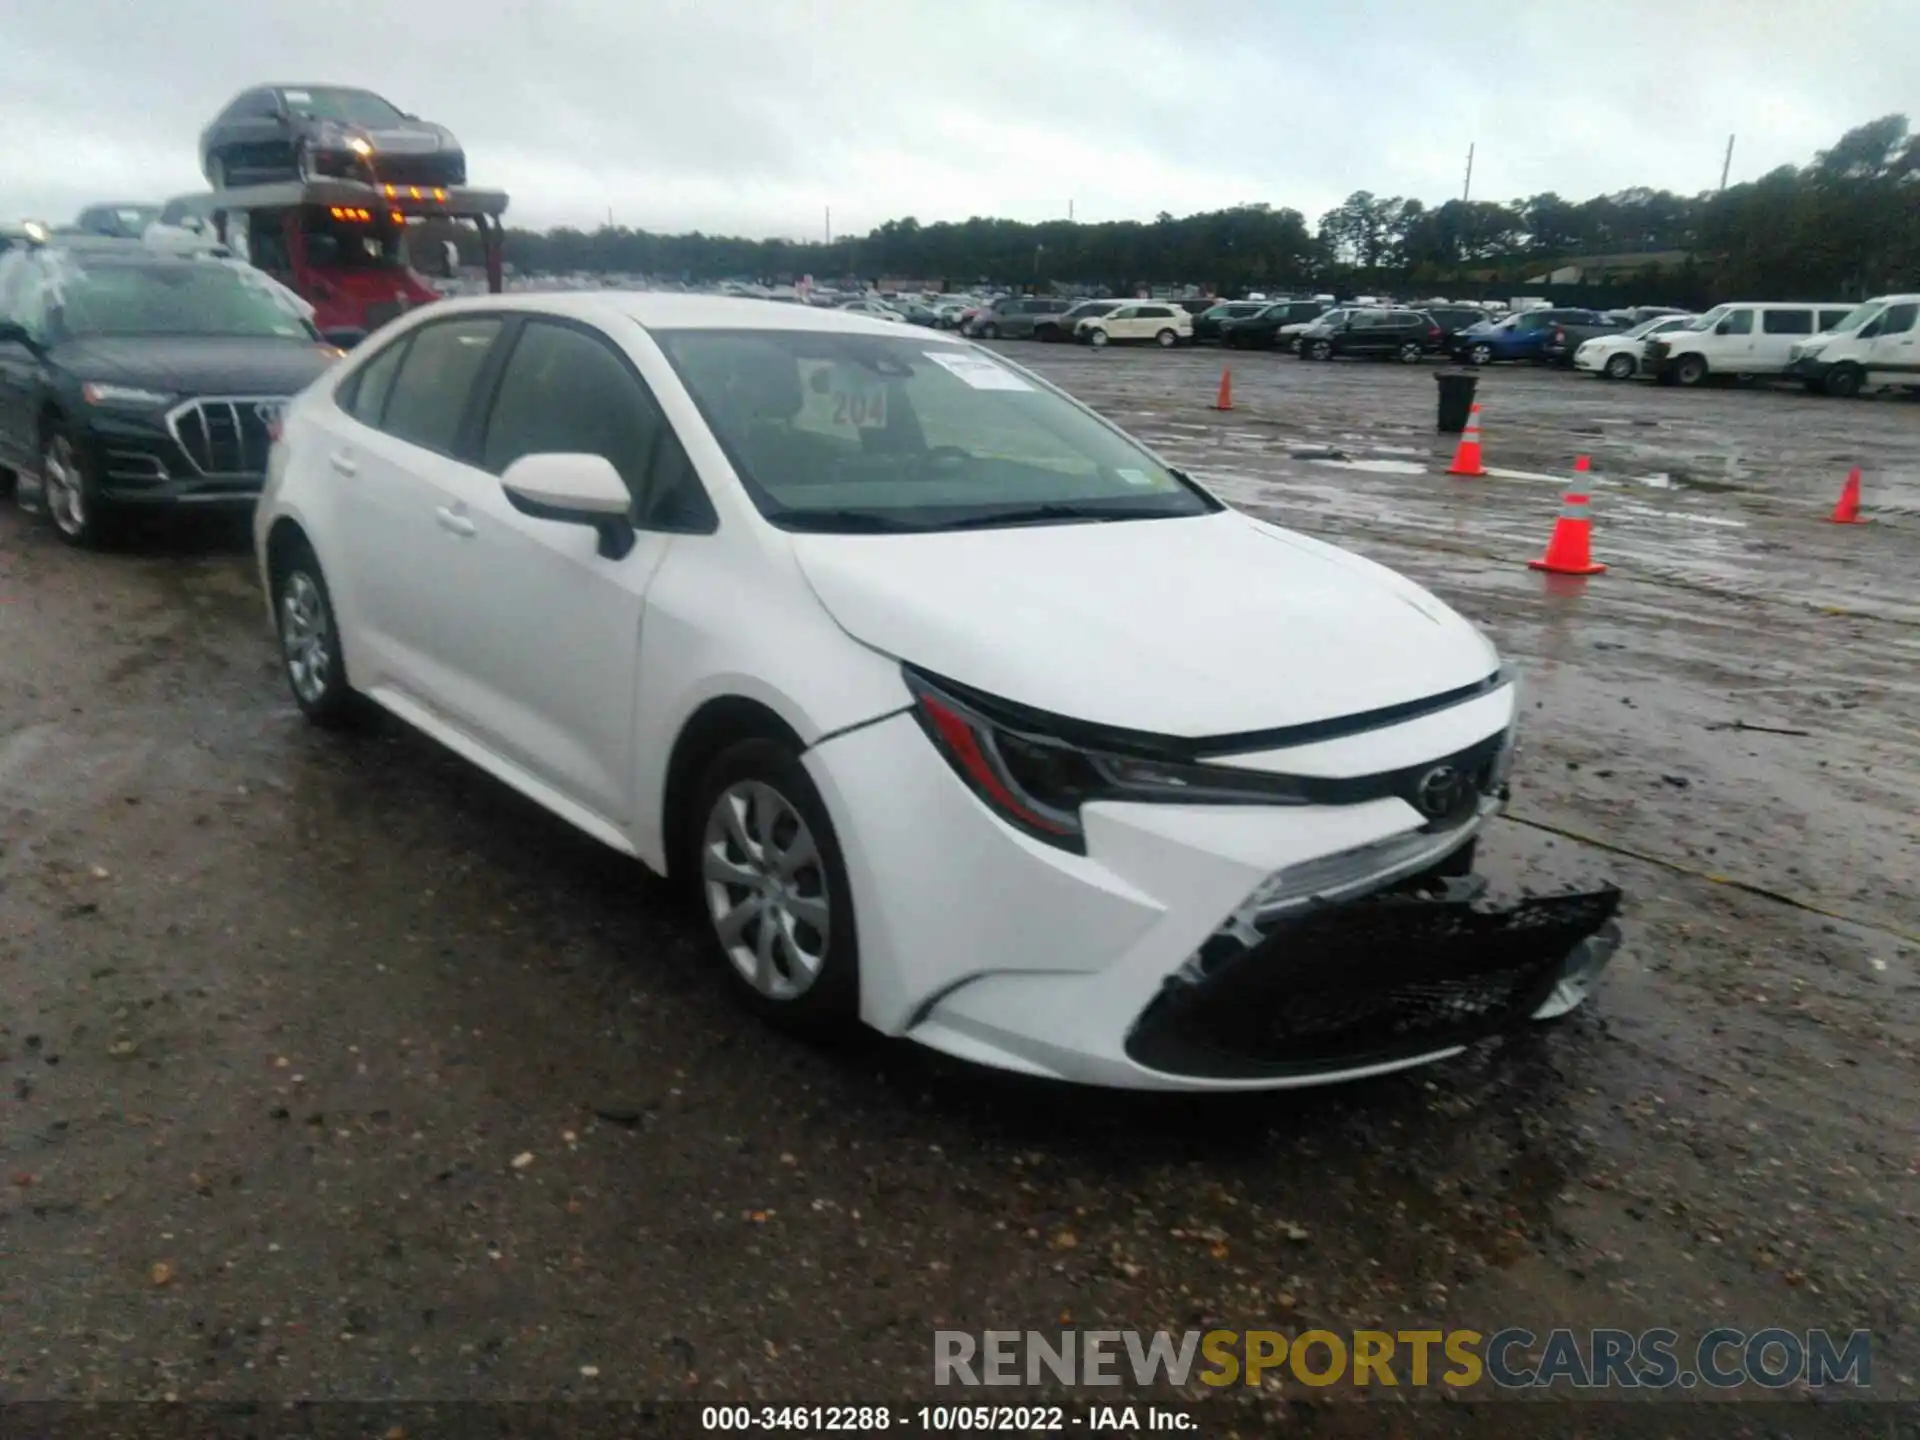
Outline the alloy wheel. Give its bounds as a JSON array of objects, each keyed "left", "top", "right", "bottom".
[
  {"left": 701, "top": 780, "right": 831, "bottom": 1002},
  {"left": 42, "top": 436, "right": 88, "bottom": 541},
  {"left": 278, "top": 570, "right": 334, "bottom": 707}
]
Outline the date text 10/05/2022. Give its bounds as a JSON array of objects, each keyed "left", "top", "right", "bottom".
[{"left": 701, "top": 1406, "right": 1194, "bottom": 1431}]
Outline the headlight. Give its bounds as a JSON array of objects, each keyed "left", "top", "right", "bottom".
[
  {"left": 905, "top": 668, "right": 1313, "bottom": 853},
  {"left": 1796, "top": 340, "right": 1826, "bottom": 359},
  {"left": 82, "top": 382, "right": 174, "bottom": 408}
]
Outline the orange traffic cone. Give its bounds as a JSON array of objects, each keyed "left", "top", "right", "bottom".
[
  {"left": 1829, "top": 466, "right": 1865, "bottom": 524},
  {"left": 1212, "top": 366, "right": 1233, "bottom": 411},
  {"left": 1528, "top": 489, "right": 1607, "bottom": 576},
  {"left": 1447, "top": 404, "right": 1487, "bottom": 476}
]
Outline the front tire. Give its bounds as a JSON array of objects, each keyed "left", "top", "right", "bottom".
[
  {"left": 1824, "top": 364, "right": 1863, "bottom": 399},
  {"left": 1088, "top": 328, "right": 1109, "bottom": 348},
  {"left": 41, "top": 429, "right": 110, "bottom": 549},
  {"left": 1675, "top": 355, "right": 1708, "bottom": 387},
  {"left": 1603, "top": 353, "right": 1637, "bottom": 380},
  {"left": 692, "top": 738, "right": 859, "bottom": 1038},
  {"left": 1468, "top": 342, "right": 1494, "bottom": 366},
  {"left": 271, "top": 541, "right": 358, "bottom": 728},
  {"left": 976, "top": 322, "right": 999, "bottom": 340}
]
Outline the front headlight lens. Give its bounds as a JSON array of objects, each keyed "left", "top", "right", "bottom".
[
  {"left": 906, "top": 669, "right": 1312, "bottom": 853},
  {"left": 82, "top": 383, "right": 174, "bottom": 408}
]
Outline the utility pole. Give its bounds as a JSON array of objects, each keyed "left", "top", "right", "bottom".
[
  {"left": 1719, "top": 134, "right": 1736, "bottom": 192},
  {"left": 1068, "top": 199, "right": 1074, "bottom": 223},
  {"left": 1463, "top": 143, "right": 1475, "bottom": 203},
  {"left": 825, "top": 206, "right": 832, "bottom": 245}
]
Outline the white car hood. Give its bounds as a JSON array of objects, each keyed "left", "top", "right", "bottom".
[{"left": 791, "top": 509, "right": 1500, "bottom": 738}]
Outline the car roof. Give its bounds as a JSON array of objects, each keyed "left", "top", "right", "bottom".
[
  {"left": 408, "top": 290, "right": 943, "bottom": 339},
  {"left": 264, "top": 82, "right": 385, "bottom": 95}
]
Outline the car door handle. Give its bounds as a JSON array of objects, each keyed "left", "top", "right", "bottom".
[
  {"left": 328, "top": 451, "right": 357, "bottom": 476},
  {"left": 435, "top": 506, "right": 476, "bottom": 537}
]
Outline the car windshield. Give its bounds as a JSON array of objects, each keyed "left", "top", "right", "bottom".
[
  {"left": 1683, "top": 305, "right": 1731, "bottom": 332},
  {"left": 1624, "top": 315, "right": 1679, "bottom": 339},
  {"left": 51, "top": 261, "right": 319, "bottom": 340},
  {"left": 653, "top": 329, "right": 1219, "bottom": 533},
  {"left": 282, "top": 87, "right": 405, "bottom": 127},
  {"left": 1825, "top": 301, "right": 1882, "bottom": 334}
]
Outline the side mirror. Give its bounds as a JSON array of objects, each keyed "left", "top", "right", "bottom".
[
  {"left": 500, "top": 453, "right": 636, "bottom": 560},
  {"left": 1714, "top": 319, "right": 1733, "bottom": 335},
  {"left": 321, "top": 326, "right": 368, "bottom": 350}
]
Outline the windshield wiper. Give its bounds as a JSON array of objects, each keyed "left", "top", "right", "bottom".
[
  {"left": 932, "top": 503, "right": 1151, "bottom": 532},
  {"left": 765, "top": 507, "right": 931, "bottom": 533}
]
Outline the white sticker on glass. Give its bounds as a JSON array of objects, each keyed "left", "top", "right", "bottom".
[{"left": 923, "top": 351, "right": 1034, "bottom": 391}]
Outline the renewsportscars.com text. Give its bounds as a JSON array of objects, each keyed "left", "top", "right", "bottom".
[{"left": 934, "top": 1327, "right": 1872, "bottom": 1391}]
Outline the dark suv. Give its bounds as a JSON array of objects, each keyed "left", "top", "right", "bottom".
[
  {"left": 1220, "top": 299, "right": 1331, "bottom": 350},
  {"left": 965, "top": 295, "right": 1072, "bottom": 340},
  {"left": 1296, "top": 307, "right": 1443, "bottom": 362},
  {"left": 0, "top": 239, "right": 338, "bottom": 545}
]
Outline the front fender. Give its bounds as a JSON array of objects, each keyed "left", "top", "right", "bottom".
[{"left": 628, "top": 537, "right": 912, "bottom": 872}]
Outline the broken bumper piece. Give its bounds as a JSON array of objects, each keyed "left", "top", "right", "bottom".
[{"left": 1125, "top": 874, "right": 1624, "bottom": 1082}]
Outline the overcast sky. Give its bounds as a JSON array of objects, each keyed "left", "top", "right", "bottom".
[{"left": 2, "top": 0, "right": 1910, "bottom": 237}]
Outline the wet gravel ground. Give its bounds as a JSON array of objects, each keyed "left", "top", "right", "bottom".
[{"left": 2, "top": 348, "right": 1916, "bottom": 1434}]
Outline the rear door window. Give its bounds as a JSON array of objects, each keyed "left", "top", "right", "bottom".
[
  {"left": 1761, "top": 309, "right": 1813, "bottom": 335},
  {"left": 378, "top": 316, "right": 502, "bottom": 454},
  {"left": 340, "top": 333, "right": 410, "bottom": 427}
]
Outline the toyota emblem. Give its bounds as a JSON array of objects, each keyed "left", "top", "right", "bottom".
[{"left": 1415, "top": 765, "right": 1466, "bottom": 818}]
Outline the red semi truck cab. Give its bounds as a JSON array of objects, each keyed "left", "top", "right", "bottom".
[{"left": 163, "top": 179, "right": 508, "bottom": 346}]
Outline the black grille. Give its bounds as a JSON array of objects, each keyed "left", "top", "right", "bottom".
[
  {"left": 168, "top": 398, "right": 279, "bottom": 477},
  {"left": 1126, "top": 878, "right": 1622, "bottom": 1080},
  {"left": 368, "top": 154, "right": 465, "bottom": 186}
]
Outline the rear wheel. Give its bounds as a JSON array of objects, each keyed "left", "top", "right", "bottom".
[
  {"left": 1468, "top": 342, "right": 1494, "bottom": 366},
  {"left": 692, "top": 738, "right": 860, "bottom": 1038},
  {"left": 1156, "top": 328, "right": 1178, "bottom": 348},
  {"left": 1396, "top": 341, "right": 1423, "bottom": 363},
  {"left": 271, "top": 541, "right": 359, "bottom": 728},
  {"left": 976, "top": 321, "right": 999, "bottom": 340},
  {"left": 1603, "top": 353, "right": 1637, "bottom": 380},
  {"left": 1309, "top": 339, "right": 1333, "bottom": 361},
  {"left": 1823, "top": 364, "right": 1863, "bottom": 399}
]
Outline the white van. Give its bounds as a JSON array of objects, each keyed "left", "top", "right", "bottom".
[
  {"left": 1783, "top": 295, "right": 1920, "bottom": 398},
  {"left": 1645, "top": 301, "right": 1854, "bottom": 386}
]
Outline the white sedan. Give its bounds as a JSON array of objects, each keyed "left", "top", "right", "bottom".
[
  {"left": 1572, "top": 314, "right": 1696, "bottom": 379},
  {"left": 255, "top": 294, "right": 1622, "bottom": 1090}
]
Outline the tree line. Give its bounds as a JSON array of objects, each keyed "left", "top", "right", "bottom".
[{"left": 502, "top": 116, "right": 1919, "bottom": 303}]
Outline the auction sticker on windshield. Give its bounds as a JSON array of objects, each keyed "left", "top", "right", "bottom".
[
  {"left": 796, "top": 360, "right": 889, "bottom": 437},
  {"left": 924, "top": 350, "right": 1034, "bottom": 391}
]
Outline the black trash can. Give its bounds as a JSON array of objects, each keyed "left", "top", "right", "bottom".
[{"left": 1435, "top": 369, "right": 1479, "bottom": 433}]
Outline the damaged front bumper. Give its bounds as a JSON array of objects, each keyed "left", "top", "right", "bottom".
[{"left": 1126, "top": 867, "right": 1623, "bottom": 1081}]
